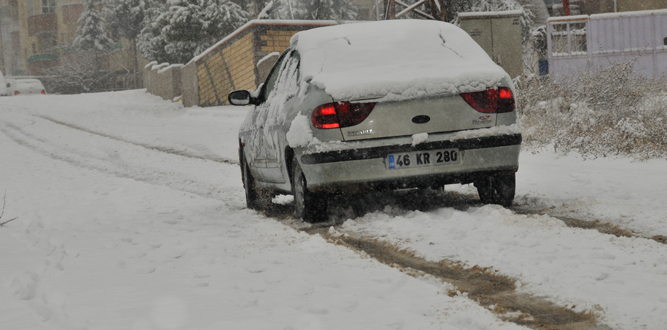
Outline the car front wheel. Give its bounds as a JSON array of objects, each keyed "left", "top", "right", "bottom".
[
  {"left": 292, "top": 156, "right": 328, "bottom": 222},
  {"left": 475, "top": 173, "right": 515, "bottom": 207}
]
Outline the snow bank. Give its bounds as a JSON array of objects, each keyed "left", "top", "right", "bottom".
[{"left": 293, "top": 20, "right": 509, "bottom": 102}]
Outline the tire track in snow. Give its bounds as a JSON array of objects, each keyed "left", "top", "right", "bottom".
[
  {"left": 318, "top": 229, "right": 606, "bottom": 330},
  {"left": 0, "top": 116, "right": 241, "bottom": 204},
  {"left": 36, "top": 115, "right": 239, "bottom": 165},
  {"left": 512, "top": 208, "right": 667, "bottom": 245},
  {"left": 256, "top": 197, "right": 608, "bottom": 330}
]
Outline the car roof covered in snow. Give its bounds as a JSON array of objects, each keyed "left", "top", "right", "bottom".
[{"left": 291, "top": 19, "right": 510, "bottom": 102}]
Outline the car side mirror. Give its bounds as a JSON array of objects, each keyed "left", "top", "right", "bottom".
[{"left": 228, "top": 90, "right": 253, "bottom": 106}]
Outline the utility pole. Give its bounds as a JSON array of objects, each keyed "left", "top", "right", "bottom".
[{"left": 562, "top": 0, "right": 570, "bottom": 16}]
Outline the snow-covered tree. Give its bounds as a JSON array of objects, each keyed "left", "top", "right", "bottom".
[
  {"left": 104, "top": 0, "right": 146, "bottom": 87},
  {"left": 137, "top": 1, "right": 170, "bottom": 63},
  {"left": 70, "top": 0, "right": 116, "bottom": 89},
  {"left": 74, "top": 0, "right": 115, "bottom": 51},
  {"left": 267, "top": 0, "right": 357, "bottom": 20},
  {"left": 138, "top": 0, "right": 251, "bottom": 64},
  {"left": 161, "top": 0, "right": 250, "bottom": 62}
]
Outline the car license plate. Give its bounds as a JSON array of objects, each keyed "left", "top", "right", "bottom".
[{"left": 387, "top": 149, "right": 460, "bottom": 169}]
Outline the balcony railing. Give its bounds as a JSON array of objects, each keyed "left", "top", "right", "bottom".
[{"left": 27, "top": 53, "right": 59, "bottom": 64}]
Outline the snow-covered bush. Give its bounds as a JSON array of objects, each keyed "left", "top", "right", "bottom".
[{"left": 516, "top": 60, "right": 667, "bottom": 160}]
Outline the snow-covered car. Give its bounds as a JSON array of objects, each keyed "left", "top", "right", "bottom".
[
  {"left": 7, "top": 78, "right": 47, "bottom": 95},
  {"left": 230, "top": 20, "right": 521, "bottom": 221}
]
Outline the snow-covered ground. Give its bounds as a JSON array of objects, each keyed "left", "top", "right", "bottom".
[{"left": 1, "top": 90, "right": 666, "bottom": 329}]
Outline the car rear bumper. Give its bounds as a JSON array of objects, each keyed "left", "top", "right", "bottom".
[{"left": 298, "top": 133, "right": 521, "bottom": 193}]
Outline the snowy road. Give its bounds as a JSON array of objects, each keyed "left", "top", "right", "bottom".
[{"left": 1, "top": 91, "right": 666, "bottom": 329}]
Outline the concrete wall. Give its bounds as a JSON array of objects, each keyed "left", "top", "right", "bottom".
[
  {"left": 143, "top": 62, "right": 185, "bottom": 101},
  {"left": 156, "top": 65, "right": 183, "bottom": 101},
  {"left": 181, "top": 61, "right": 198, "bottom": 107}
]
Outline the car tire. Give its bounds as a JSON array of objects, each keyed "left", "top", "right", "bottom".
[
  {"left": 292, "top": 156, "right": 328, "bottom": 222},
  {"left": 475, "top": 173, "right": 515, "bottom": 207},
  {"left": 241, "top": 153, "right": 263, "bottom": 210}
]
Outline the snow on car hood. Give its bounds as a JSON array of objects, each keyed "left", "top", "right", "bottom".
[{"left": 292, "top": 20, "right": 510, "bottom": 102}]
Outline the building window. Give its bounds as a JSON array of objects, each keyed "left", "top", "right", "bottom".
[{"left": 42, "top": 0, "right": 55, "bottom": 13}]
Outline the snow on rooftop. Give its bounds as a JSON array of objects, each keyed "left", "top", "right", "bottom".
[
  {"left": 292, "top": 19, "right": 509, "bottom": 102},
  {"left": 458, "top": 10, "right": 523, "bottom": 18}
]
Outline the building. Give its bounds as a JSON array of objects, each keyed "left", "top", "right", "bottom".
[
  {"left": 1, "top": 0, "right": 138, "bottom": 90},
  {"left": 14, "top": 0, "right": 86, "bottom": 76},
  {"left": 0, "top": 0, "right": 22, "bottom": 75}
]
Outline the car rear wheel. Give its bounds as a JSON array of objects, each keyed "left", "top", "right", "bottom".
[
  {"left": 475, "top": 173, "right": 515, "bottom": 207},
  {"left": 292, "top": 157, "right": 328, "bottom": 222},
  {"left": 241, "top": 154, "right": 263, "bottom": 210}
]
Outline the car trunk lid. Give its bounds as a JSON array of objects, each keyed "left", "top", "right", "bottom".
[{"left": 339, "top": 95, "right": 496, "bottom": 141}]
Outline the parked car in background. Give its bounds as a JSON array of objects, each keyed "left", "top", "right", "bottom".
[
  {"left": 229, "top": 20, "right": 521, "bottom": 222},
  {"left": 0, "top": 70, "right": 7, "bottom": 96},
  {"left": 7, "top": 78, "right": 47, "bottom": 95}
]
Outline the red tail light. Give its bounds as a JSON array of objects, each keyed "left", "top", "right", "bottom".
[
  {"left": 311, "top": 102, "right": 375, "bottom": 129},
  {"left": 497, "top": 87, "right": 515, "bottom": 113},
  {"left": 41, "top": 90, "right": 46, "bottom": 94},
  {"left": 312, "top": 104, "right": 340, "bottom": 129},
  {"left": 14, "top": 90, "right": 19, "bottom": 95},
  {"left": 462, "top": 87, "right": 515, "bottom": 113}
]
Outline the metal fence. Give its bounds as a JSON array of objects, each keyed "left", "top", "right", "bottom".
[{"left": 547, "top": 9, "right": 667, "bottom": 79}]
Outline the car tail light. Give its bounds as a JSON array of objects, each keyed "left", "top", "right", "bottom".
[
  {"left": 498, "top": 87, "right": 515, "bottom": 113},
  {"left": 311, "top": 102, "right": 375, "bottom": 129},
  {"left": 14, "top": 90, "right": 19, "bottom": 95},
  {"left": 461, "top": 87, "right": 515, "bottom": 113},
  {"left": 312, "top": 104, "right": 340, "bottom": 129},
  {"left": 41, "top": 90, "right": 46, "bottom": 94}
]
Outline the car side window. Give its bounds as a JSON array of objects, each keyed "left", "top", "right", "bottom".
[
  {"left": 254, "top": 50, "right": 301, "bottom": 126},
  {"left": 259, "top": 50, "right": 290, "bottom": 103}
]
